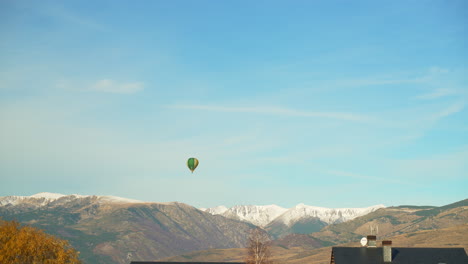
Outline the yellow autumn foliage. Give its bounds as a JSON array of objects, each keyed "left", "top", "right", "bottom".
[{"left": 0, "top": 219, "right": 81, "bottom": 264}]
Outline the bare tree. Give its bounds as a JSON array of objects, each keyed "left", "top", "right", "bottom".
[{"left": 245, "top": 228, "right": 273, "bottom": 264}]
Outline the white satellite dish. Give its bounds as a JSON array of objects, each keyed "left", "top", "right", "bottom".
[{"left": 360, "top": 237, "right": 368, "bottom": 247}]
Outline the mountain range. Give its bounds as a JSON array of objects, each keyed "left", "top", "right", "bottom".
[
  {"left": 1, "top": 193, "right": 466, "bottom": 264},
  {"left": 201, "top": 203, "right": 385, "bottom": 238},
  {"left": 164, "top": 199, "right": 468, "bottom": 264},
  {"left": 0, "top": 193, "right": 256, "bottom": 264}
]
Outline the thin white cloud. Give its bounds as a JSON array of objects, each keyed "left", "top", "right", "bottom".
[
  {"left": 430, "top": 102, "right": 465, "bottom": 121},
  {"left": 90, "top": 79, "right": 144, "bottom": 94},
  {"left": 340, "top": 78, "right": 425, "bottom": 86},
  {"left": 166, "top": 104, "right": 372, "bottom": 122},
  {"left": 42, "top": 5, "right": 106, "bottom": 31},
  {"left": 415, "top": 88, "right": 456, "bottom": 100},
  {"left": 389, "top": 146, "right": 468, "bottom": 181},
  {"left": 428, "top": 66, "right": 449, "bottom": 74},
  {"left": 55, "top": 79, "right": 145, "bottom": 94},
  {"left": 329, "top": 66, "right": 451, "bottom": 89}
]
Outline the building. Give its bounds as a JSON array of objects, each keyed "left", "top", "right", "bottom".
[{"left": 330, "top": 236, "right": 468, "bottom": 264}]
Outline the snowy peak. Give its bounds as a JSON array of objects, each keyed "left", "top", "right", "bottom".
[
  {"left": 275, "top": 204, "right": 386, "bottom": 226},
  {"left": 223, "top": 205, "right": 288, "bottom": 227},
  {"left": 98, "top": 195, "right": 143, "bottom": 204},
  {"left": 204, "top": 203, "right": 385, "bottom": 227},
  {"left": 0, "top": 193, "right": 144, "bottom": 207},
  {"left": 30, "top": 192, "right": 66, "bottom": 200},
  {"left": 202, "top": 204, "right": 288, "bottom": 227},
  {"left": 203, "top": 205, "right": 229, "bottom": 215}
]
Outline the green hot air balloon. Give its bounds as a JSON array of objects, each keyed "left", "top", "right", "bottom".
[{"left": 187, "top": 157, "right": 199, "bottom": 173}]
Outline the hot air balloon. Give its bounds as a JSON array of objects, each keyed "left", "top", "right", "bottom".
[{"left": 187, "top": 157, "right": 199, "bottom": 173}]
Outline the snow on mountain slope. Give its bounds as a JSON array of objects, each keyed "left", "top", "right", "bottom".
[
  {"left": 274, "top": 203, "right": 385, "bottom": 226},
  {"left": 0, "top": 192, "right": 144, "bottom": 207},
  {"left": 204, "top": 203, "right": 385, "bottom": 227},
  {"left": 202, "top": 205, "right": 288, "bottom": 227},
  {"left": 30, "top": 192, "right": 67, "bottom": 200},
  {"left": 223, "top": 205, "right": 288, "bottom": 227},
  {"left": 2, "top": 193, "right": 384, "bottom": 228},
  {"left": 98, "top": 195, "right": 143, "bottom": 204},
  {"left": 203, "top": 205, "right": 229, "bottom": 215}
]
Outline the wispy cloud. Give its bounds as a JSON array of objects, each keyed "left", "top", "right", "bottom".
[
  {"left": 166, "top": 104, "right": 373, "bottom": 122},
  {"left": 389, "top": 146, "right": 468, "bottom": 181},
  {"left": 42, "top": 5, "right": 106, "bottom": 31},
  {"left": 328, "top": 66, "right": 451, "bottom": 89},
  {"left": 332, "top": 77, "right": 425, "bottom": 87},
  {"left": 415, "top": 88, "right": 456, "bottom": 100},
  {"left": 56, "top": 79, "right": 145, "bottom": 94},
  {"left": 428, "top": 66, "right": 449, "bottom": 75},
  {"left": 430, "top": 101, "right": 465, "bottom": 121},
  {"left": 90, "top": 79, "right": 144, "bottom": 94}
]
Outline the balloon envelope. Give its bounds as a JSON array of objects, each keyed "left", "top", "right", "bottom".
[{"left": 187, "top": 158, "right": 199, "bottom": 173}]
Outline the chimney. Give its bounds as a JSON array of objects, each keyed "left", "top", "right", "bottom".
[
  {"left": 382, "top": 240, "right": 392, "bottom": 262},
  {"left": 367, "top": 235, "right": 376, "bottom": 247}
]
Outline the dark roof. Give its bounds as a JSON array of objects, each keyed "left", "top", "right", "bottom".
[
  {"left": 130, "top": 262, "right": 245, "bottom": 264},
  {"left": 331, "top": 247, "right": 468, "bottom": 264}
]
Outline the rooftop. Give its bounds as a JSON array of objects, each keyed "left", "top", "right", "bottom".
[{"left": 331, "top": 247, "right": 468, "bottom": 264}]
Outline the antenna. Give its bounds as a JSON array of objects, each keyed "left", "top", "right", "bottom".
[
  {"left": 360, "top": 237, "right": 368, "bottom": 247},
  {"left": 370, "top": 224, "right": 379, "bottom": 235}
]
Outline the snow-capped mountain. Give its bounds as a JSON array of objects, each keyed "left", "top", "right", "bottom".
[
  {"left": 220, "top": 205, "right": 288, "bottom": 227},
  {"left": 2, "top": 193, "right": 384, "bottom": 237},
  {"left": 0, "top": 192, "right": 143, "bottom": 207},
  {"left": 272, "top": 203, "right": 385, "bottom": 226},
  {"left": 203, "top": 203, "right": 385, "bottom": 228},
  {"left": 30, "top": 192, "right": 66, "bottom": 200},
  {"left": 0, "top": 192, "right": 256, "bottom": 263},
  {"left": 202, "top": 205, "right": 229, "bottom": 215}
]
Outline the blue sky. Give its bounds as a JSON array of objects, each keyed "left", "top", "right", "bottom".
[{"left": 1, "top": 0, "right": 467, "bottom": 208}]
